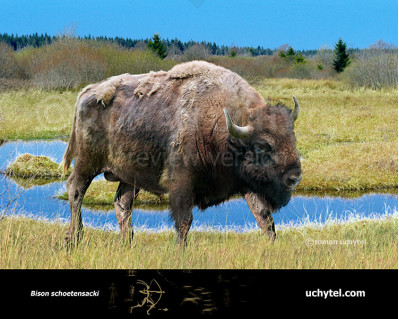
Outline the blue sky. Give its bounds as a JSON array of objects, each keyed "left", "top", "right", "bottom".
[{"left": 0, "top": 0, "right": 397, "bottom": 49}]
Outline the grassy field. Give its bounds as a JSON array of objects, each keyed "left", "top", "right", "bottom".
[
  {"left": 0, "top": 215, "right": 396, "bottom": 269},
  {"left": 0, "top": 89, "right": 76, "bottom": 140}
]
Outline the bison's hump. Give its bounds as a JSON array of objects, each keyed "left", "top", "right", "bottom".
[{"left": 168, "top": 60, "right": 229, "bottom": 79}]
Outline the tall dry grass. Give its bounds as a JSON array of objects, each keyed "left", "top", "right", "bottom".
[{"left": 0, "top": 215, "right": 396, "bottom": 269}]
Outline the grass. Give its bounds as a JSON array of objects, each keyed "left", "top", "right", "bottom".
[
  {"left": 3, "top": 153, "right": 70, "bottom": 189},
  {"left": 0, "top": 215, "right": 396, "bottom": 269},
  {"left": 0, "top": 89, "right": 76, "bottom": 140},
  {"left": 4, "top": 153, "right": 70, "bottom": 178}
]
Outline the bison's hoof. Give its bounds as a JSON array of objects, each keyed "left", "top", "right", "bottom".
[
  {"left": 267, "top": 231, "right": 276, "bottom": 242},
  {"left": 64, "top": 230, "right": 83, "bottom": 249},
  {"left": 64, "top": 231, "right": 73, "bottom": 249}
]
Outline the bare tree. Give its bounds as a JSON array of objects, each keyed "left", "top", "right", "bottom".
[
  {"left": 181, "top": 44, "right": 210, "bottom": 62},
  {"left": 315, "top": 45, "right": 334, "bottom": 70},
  {"left": 166, "top": 44, "right": 183, "bottom": 59},
  {"left": 343, "top": 41, "right": 398, "bottom": 89},
  {"left": 133, "top": 41, "right": 147, "bottom": 50}
]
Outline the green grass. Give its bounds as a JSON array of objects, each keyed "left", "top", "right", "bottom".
[
  {"left": 4, "top": 153, "right": 70, "bottom": 178},
  {"left": 0, "top": 89, "right": 76, "bottom": 140},
  {"left": 0, "top": 215, "right": 396, "bottom": 269},
  {"left": 3, "top": 153, "right": 70, "bottom": 189}
]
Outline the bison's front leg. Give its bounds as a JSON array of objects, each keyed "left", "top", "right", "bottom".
[
  {"left": 114, "top": 182, "right": 139, "bottom": 244},
  {"left": 245, "top": 193, "right": 276, "bottom": 241}
]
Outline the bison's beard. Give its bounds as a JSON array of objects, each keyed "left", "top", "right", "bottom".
[
  {"left": 258, "top": 184, "right": 292, "bottom": 212},
  {"left": 239, "top": 163, "right": 293, "bottom": 212},
  {"left": 244, "top": 176, "right": 292, "bottom": 213},
  {"left": 238, "top": 158, "right": 292, "bottom": 212}
]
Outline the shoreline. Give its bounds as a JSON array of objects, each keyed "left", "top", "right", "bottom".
[{"left": 2, "top": 206, "right": 397, "bottom": 233}]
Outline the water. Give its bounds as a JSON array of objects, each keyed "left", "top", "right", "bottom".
[{"left": 1, "top": 140, "right": 397, "bottom": 232}]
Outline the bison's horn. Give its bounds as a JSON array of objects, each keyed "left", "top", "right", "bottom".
[
  {"left": 223, "top": 109, "right": 253, "bottom": 139},
  {"left": 291, "top": 96, "right": 299, "bottom": 122}
]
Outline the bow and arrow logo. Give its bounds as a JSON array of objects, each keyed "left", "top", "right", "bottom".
[{"left": 130, "top": 279, "right": 168, "bottom": 315}]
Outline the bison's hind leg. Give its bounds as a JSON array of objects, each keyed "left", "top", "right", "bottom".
[
  {"left": 65, "top": 169, "right": 96, "bottom": 248},
  {"left": 114, "top": 182, "right": 139, "bottom": 245},
  {"left": 169, "top": 177, "right": 194, "bottom": 247}
]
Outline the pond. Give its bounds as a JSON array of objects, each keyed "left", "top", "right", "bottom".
[{"left": 1, "top": 140, "right": 397, "bottom": 232}]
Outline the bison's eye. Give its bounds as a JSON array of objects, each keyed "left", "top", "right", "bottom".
[{"left": 254, "top": 143, "right": 272, "bottom": 154}]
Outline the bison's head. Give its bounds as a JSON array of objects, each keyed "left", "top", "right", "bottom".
[{"left": 224, "top": 96, "right": 302, "bottom": 212}]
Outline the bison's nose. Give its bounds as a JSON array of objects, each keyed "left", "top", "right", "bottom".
[{"left": 283, "top": 169, "right": 302, "bottom": 190}]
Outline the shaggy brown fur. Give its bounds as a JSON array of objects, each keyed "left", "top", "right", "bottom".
[{"left": 62, "top": 61, "right": 301, "bottom": 246}]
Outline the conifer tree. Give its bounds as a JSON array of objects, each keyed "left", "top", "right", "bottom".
[
  {"left": 147, "top": 34, "right": 167, "bottom": 59},
  {"left": 333, "top": 38, "right": 350, "bottom": 73}
]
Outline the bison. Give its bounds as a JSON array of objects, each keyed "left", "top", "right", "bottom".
[{"left": 61, "top": 61, "right": 302, "bottom": 246}]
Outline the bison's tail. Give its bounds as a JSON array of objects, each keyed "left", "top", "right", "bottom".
[
  {"left": 60, "top": 103, "right": 79, "bottom": 177},
  {"left": 60, "top": 85, "right": 94, "bottom": 176},
  {"left": 60, "top": 114, "right": 76, "bottom": 176}
]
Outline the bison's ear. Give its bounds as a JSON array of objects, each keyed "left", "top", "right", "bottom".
[
  {"left": 291, "top": 96, "right": 299, "bottom": 123},
  {"left": 223, "top": 109, "right": 253, "bottom": 139}
]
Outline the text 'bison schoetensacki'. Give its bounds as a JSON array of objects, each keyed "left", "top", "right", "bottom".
[{"left": 61, "top": 61, "right": 302, "bottom": 246}]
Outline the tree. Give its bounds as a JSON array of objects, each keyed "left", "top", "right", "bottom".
[
  {"left": 228, "top": 44, "right": 239, "bottom": 57},
  {"left": 147, "top": 34, "right": 167, "bottom": 59},
  {"left": 294, "top": 52, "right": 305, "bottom": 64},
  {"left": 286, "top": 46, "right": 295, "bottom": 57},
  {"left": 333, "top": 38, "right": 350, "bottom": 73},
  {"left": 181, "top": 43, "right": 210, "bottom": 61},
  {"left": 369, "top": 39, "right": 397, "bottom": 50}
]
